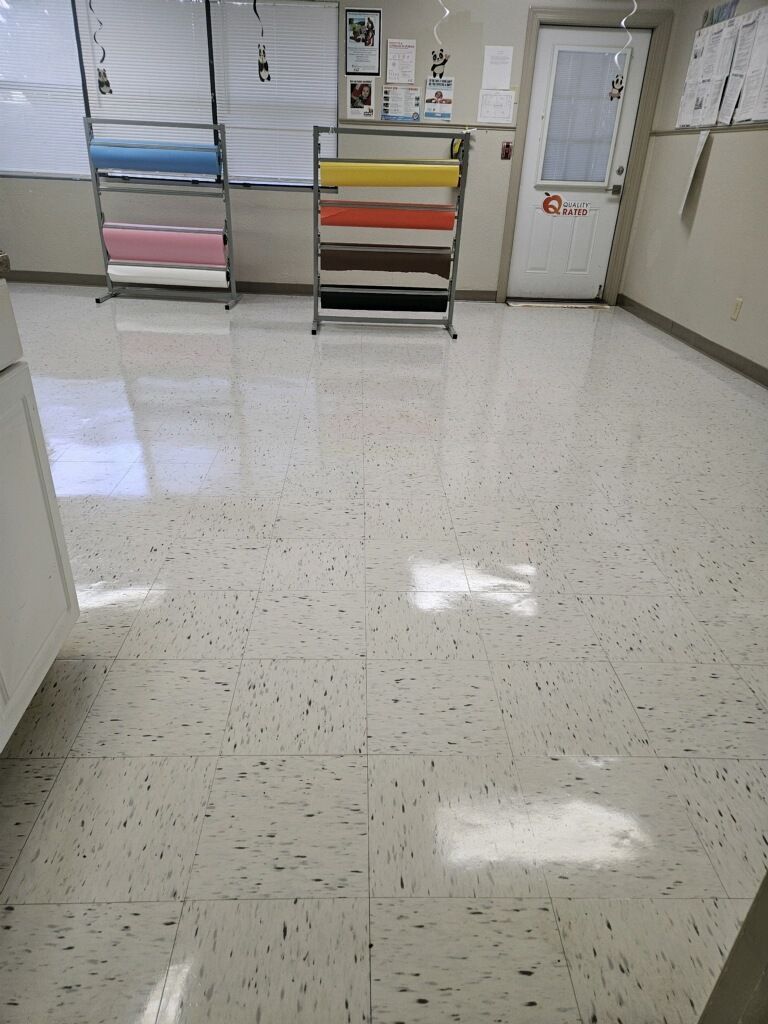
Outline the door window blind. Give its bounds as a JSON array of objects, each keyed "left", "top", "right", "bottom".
[
  {"left": 0, "top": 0, "right": 88, "bottom": 175},
  {"left": 211, "top": 1, "right": 338, "bottom": 185},
  {"left": 540, "top": 48, "right": 626, "bottom": 184}
]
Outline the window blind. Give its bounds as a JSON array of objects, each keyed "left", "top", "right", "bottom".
[
  {"left": 74, "top": 0, "right": 213, "bottom": 146},
  {"left": 210, "top": 0, "right": 338, "bottom": 185},
  {"left": 541, "top": 49, "right": 626, "bottom": 184},
  {"left": 0, "top": 0, "right": 88, "bottom": 175}
]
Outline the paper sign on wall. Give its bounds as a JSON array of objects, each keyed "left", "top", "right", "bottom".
[
  {"left": 382, "top": 84, "right": 421, "bottom": 121},
  {"left": 679, "top": 129, "right": 710, "bottom": 215},
  {"left": 386, "top": 38, "right": 416, "bottom": 84},
  {"left": 347, "top": 77, "right": 375, "bottom": 119},
  {"left": 478, "top": 88, "right": 515, "bottom": 123},
  {"left": 424, "top": 76, "right": 454, "bottom": 121},
  {"left": 482, "top": 45, "right": 513, "bottom": 90}
]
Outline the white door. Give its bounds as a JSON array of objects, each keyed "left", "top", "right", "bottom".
[{"left": 507, "top": 26, "right": 650, "bottom": 300}]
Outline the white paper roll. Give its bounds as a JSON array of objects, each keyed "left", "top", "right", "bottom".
[{"left": 107, "top": 263, "right": 229, "bottom": 289}]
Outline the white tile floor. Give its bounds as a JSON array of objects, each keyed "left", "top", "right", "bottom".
[{"left": 1, "top": 284, "right": 767, "bottom": 1023}]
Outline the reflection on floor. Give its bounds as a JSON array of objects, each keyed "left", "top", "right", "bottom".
[{"left": 1, "top": 284, "right": 767, "bottom": 1023}]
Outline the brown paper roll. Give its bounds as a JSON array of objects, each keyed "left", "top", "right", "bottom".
[{"left": 320, "top": 245, "right": 451, "bottom": 279}]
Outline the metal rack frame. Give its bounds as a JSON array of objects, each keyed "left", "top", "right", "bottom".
[
  {"left": 312, "top": 125, "right": 470, "bottom": 340},
  {"left": 84, "top": 117, "right": 240, "bottom": 310}
]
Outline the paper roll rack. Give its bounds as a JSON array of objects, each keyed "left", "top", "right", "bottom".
[
  {"left": 312, "top": 125, "right": 470, "bottom": 339},
  {"left": 84, "top": 117, "right": 240, "bottom": 309}
]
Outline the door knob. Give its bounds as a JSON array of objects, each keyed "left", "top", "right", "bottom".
[{"left": 616, "top": 165, "right": 625, "bottom": 176}]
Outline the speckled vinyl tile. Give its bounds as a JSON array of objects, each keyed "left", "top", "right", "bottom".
[
  {"left": 261, "top": 538, "right": 365, "bottom": 591},
  {"left": 364, "top": 492, "right": 455, "bottom": 541},
  {"left": 577, "top": 595, "right": 726, "bottom": 663},
  {"left": 57, "top": 584, "right": 148, "bottom": 659},
  {"left": 246, "top": 593, "right": 365, "bottom": 659},
  {"left": 643, "top": 538, "right": 768, "bottom": 600},
  {"left": 700, "top": 504, "right": 768, "bottom": 554},
  {"left": 492, "top": 661, "right": 650, "bottom": 756},
  {"left": 556, "top": 542, "right": 672, "bottom": 595},
  {"left": 0, "top": 760, "right": 62, "bottom": 890},
  {"left": 366, "top": 661, "right": 508, "bottom": 754},
  {"left": 371, "top": 898, "right": 579, "bottom": 1024},
  {"left": 475, "top": 594, "right": 603, "bottom": 661},
  {"left": 67, "top": 526, "right": 167, "bottom": 588},
  {"left": 155, "top": 897, "right": 370, "bottom": 1024},
  {"left": 0, "top": 901, "right": 181, "bottom": 1024},
  {"left": 665, "top": 757, "right": 768, "bottom": 902},
  {"left": 223, "top": 659, "right": 366, "bottom": 754},
  {"left": 683, "top": 598, "right": 768, "bottom": 663},
  {"left": 615, "top": 663, "right": 768, "bottom": 757},
  {"left": 71, "top": 661, "right": 240, "bottom": 756},
  {"left": 3, "top": 756, "right": 215, "bottom": 903},
  {"left": 532, "top": 502, "right": 638, "bottom": 547},
  {"left": 179, "top": 497, "right": 280, "bottom": 541},
  {"left": 365, "top": 537, "right": 469, "bottom": 592},
  {"left": 366, "top": 592, "right": 485, "bottom": 660},
  {"left": 273, "top": 496, "right": 365, "bottom": 537},
  {"left": 119, "top": 590, "right": 257, "bottom": 660},
  {"left": 554, "top": 897, "right": 746, "bottom": 1024},
  {"left": 516, "top": 756, "right": 724, "bottom": 898},
  {"left": 188, "top": 756, "right": 368, "bottom": 898},
  {"left": 736, "top": 663, "right": 768, "bottom": 706},
  {"left": 152, "top": 540, "right": 270, "bottom": 590},
  {"left": 368, "top": 754, "right": 547, "bottom": 897},
  {"left": 51, "top": 460, "right": 131, "bottom": 498},
  {"left": 461, "top": 539, "right": 571, "bottom": 596},
  {"left": 113, "top": 462, "right": 210, "bottom": 498},
  {"left": 448, "top": 503, "right": 543, "bottom": 545},
  {"left": 1, "top": 661, "right": 110, "bottom": 759}
]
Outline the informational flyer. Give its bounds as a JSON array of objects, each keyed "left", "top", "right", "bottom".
[
  {"left": 424, "top": 76, "right": 454, "bottom": 121},
  {"left": 719, "top": 10, "right": 760, "bottom": 122},
  {"left": 735, "top": 7, "right": 768, "bottom": 121},
  {"left": 381, "top": 84, "right": 421, "bottom": 122},
  {"left": 347, "top": 77, "right": 375, "bottom": 119},
  {"left": 477, "top": 88, "right": 515, "bottom": 123},
  {"left": 481, "top": 45, "right": 513, "bottom": 90},
  {"left": 679, "top": 129, "right": 710, "bottom": 216},
  {"left": 345, "top": 9, "right": 381, "bottom": 76},
  {"left": 386, "top": 38, "right": 416, "bottom": 84}
]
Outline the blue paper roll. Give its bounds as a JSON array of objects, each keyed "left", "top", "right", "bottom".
[{"left": 89, "top": 139, "right": 220, "bottom": 176}]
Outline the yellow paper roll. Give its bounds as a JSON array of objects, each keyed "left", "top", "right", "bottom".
[{"left": 320, "top": 161, "right": 460, "bottom": 188}]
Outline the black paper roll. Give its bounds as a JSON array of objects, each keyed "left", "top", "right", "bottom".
[
  {"left": 320, "top": 286, "right": 449, "bottom": 312},
  {"left": 320, "top": 244, "right": 451, "bottom": 279}
]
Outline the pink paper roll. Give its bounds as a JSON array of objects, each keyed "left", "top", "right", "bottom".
[{"left": 102, "top": 224, "right": 226, "bottom": 267}]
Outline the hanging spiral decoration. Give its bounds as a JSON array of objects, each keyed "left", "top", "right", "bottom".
[
  {"left": 433, "top": 0, "right": 450, "bottom": 48},
  {"left": 614, "top": 0, "right": 638, "bottom": 71},
  {"left": 89, "top": 0, "right": 105, "bottom": 64},
  {"left": 253, "top": 1, "right": 264, "bottom": 38}
]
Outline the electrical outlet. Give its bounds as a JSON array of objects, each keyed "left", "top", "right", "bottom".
[{"left": 731, "top": 296, "right": 743, "bottom": 321}]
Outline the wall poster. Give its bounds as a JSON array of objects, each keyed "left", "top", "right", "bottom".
[
  {"left": 345, "top": 9, "right": 382, "bottom": 76},
  {"left": 424, "top": 76, "right": 454, "bottom": 121},
  {"left": 347, "top": 77, "right": 376, "bottom": 119}
]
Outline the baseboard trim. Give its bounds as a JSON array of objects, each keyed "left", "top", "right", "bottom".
[
  {"left": 6, "top": 270, "right": 105, "bottom": 286},
  {"left": 617, "top": 293, "right": 768, "bottom": 390}
]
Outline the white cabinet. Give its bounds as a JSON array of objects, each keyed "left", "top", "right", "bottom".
[{"left": 0, "top": 359, "right": 78, "bottom": 749}]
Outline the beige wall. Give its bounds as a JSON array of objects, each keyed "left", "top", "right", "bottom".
[
  {"left": 620, "top": 0, "right": 768, "bottom": 371},
  {"left": 0, "top": 0, "right": 668, "bottom": 295}
]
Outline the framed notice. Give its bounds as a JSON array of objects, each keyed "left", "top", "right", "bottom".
[{"left": 346, "top": 9, "right": 382, "bottom": 76}]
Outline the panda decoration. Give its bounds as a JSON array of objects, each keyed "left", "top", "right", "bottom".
[
  {"left": 97, "top": 67, "right": 113, "bottom": 95},
  {"left": 431, "top": 48, "right": 449, "bottom": 79},
  {"left": 258, "top": 43, "right": 271, "bottom": 82},
  {"left": 253, "top": 3, "right": 272, "bottom": 83},
  {"left": 608, "top": 75, "right": 624, "bottom": 101}
]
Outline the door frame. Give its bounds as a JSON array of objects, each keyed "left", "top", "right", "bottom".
[{"left": 496, "top": 6, "right": 673, "bottom": 304}]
